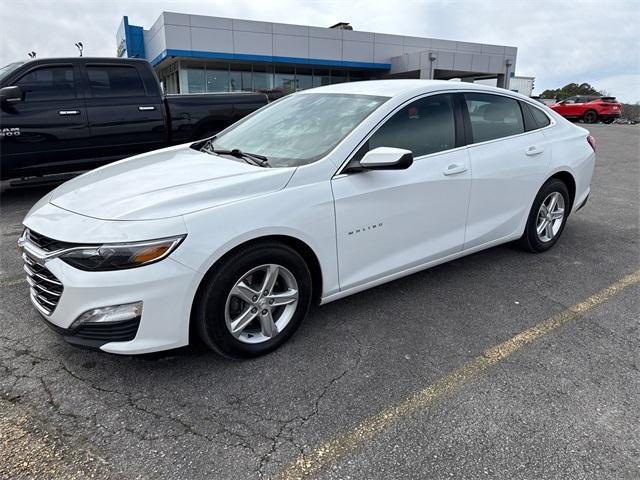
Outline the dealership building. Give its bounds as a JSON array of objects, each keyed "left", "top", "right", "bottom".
[{"left": 117, "top": 13, "right": 518, "bottom": 97}]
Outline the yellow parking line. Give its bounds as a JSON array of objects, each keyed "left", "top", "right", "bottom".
[
  {"left": 275, "top": 270, "right": 640, "bottom": 480},
  {"left": 0, "top": 278, "right": 26, "bottom": 288}
]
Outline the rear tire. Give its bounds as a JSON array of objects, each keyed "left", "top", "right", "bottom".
[
  {"left": 583, "top": 110, "right": 597, "bottom": 124},
  {"left": 518, "top": 179, "right": 570, "bottom": 253},
  {"left": 194, "top": 242, "right": 312, "bottom": 359}
]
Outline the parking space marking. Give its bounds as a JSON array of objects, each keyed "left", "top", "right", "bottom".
[
  {"left": 0, "top": 278, "right": 26, "bottom": 288},
  {"left": 274, "top": 269, "right": 640, "bottom": 480}
]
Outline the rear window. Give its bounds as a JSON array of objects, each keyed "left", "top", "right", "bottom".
[
  {"left": 86, "top": 66, "right": 146, "bottom": 97},
  {"left": 521, "top": 102, "right": 551, "bottom": 131},
  {"left": 528, "top": 104, "right": 551, "bottom": 128},
  {"left": 464, "top": 93, "right": 524, "bottom": 143}
]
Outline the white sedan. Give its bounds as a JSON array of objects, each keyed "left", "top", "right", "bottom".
[{"left": 19, "top": 80, "right": 595, "bottom": 357}]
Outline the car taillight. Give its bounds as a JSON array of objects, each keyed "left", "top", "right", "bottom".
[{"left": 587, "top": 134, "right": 596, "bottom": 152}]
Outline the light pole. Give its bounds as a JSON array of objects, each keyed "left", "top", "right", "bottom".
[
  {"left": 505, "top": 59, "right": 513, "bottom": 89},
  {"left": 428, "top": 52, "right": 437, "bottom": 80},
  {"left": 75, "top": 42, "right": 83, "bottom": 57}
]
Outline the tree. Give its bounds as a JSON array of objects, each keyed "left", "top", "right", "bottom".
[{"left": 540, "top": 82, "right": 603, "bottom": 100}]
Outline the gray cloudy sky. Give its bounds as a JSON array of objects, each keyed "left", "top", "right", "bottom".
[{"left": 1, "top": 0, "right": 639, "bottom": 101}]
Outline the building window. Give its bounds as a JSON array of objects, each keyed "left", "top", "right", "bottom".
[
  {"left": 170, "top": 60, "right": 375, "bottom": 96},
  {"left": 230, "top": 64, "right": 252, "bottom": 91},
  {"left": 274, "top": 66, "right": 296, "bottom": 96},
  {"left": 180, "top": 62, "right": 206, "bottom": 93},
  {"left": 330, "top": 69, "right": 348, "bottom": 84},
  {"left": 253, "top": 64, "right": 274, "bottom": 93},
  {"left": 295, "top": 68, "right": 313, "bottom": 91},
  {"left": 206, "top": 63, "right": 230, "bottom": 92},
  {"left": 164, "top": 71, "right": 179, "bottom": 94},
  {"left": 312, "top": 69, "right": 330, "bottom": 87}
]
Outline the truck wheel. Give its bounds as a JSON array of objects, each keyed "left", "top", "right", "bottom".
[{"left": 583, "top": 110, "right": 597, "bottom": 124}]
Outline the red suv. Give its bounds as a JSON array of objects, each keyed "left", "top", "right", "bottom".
[{"left": 549, "top": 96, "right": 621, "bottom": 124}]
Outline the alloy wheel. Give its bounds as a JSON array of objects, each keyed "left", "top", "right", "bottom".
[
  {"left": 536, "top": 192, "right": 565, "bottom": 242},
  {"left": 224, "top": 264, "right": 299, "bottom": 344},
  {"left": 584, "top": 111, "right": 597, "bottom": 123}
]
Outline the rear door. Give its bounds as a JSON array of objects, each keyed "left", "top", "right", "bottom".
[
  {"left": 462, "top": 92, "right": 552, "bottom": 249},
  {"left": 81, "top": 62, "right": 165, "bottom": 161},
  {"left": 0, "top": 62, "right": 90, "bottom": 176}
]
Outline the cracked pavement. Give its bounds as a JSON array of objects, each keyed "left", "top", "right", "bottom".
[{"left": 1, "top": 124, "right": 639, "bottom": 479}]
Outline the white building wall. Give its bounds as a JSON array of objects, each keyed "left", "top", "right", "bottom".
[
  {"left": 142, "top": 11, "right": 517, "bottom": 76},
  {"left": 476, "top": 76, "right": 535, "bottom": 96}
]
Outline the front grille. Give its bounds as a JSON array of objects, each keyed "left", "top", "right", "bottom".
[
  {"left": 23, "top": 252, "right": 64, "bottom": 316},
  {"left": 74, "top": 318, "right": 140, "bottom": 342},
  {"left": 26, "top": 229, "right": 77, "bottom": 252}
]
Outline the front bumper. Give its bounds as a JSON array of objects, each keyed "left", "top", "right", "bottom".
[
  {"left": 37, "top": 314, "right": 142, "bottom": 351},
  {"left": 21, "top": 247, "right": 202, "bottom": 355}
]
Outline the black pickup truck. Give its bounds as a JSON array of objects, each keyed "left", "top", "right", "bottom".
[{"left": 0, "top": 57, "right": 268, "bottom": 180}]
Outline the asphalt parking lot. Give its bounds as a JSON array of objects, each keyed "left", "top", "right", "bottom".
[{"left": 1, "top": 123, "right": 638, "bottom": 479}]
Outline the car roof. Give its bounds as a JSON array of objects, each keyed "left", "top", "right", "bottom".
[{"left": 300, "top": 79, "right": 523, "bottom": 99}]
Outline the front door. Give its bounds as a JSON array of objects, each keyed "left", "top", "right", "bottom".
[
  {"left": 0, "top": 63, "right": 90, "bottom": 177},
  {"left": 332, "top": 93, "right": 471, "bottom": 291},
  {"left": 557, "top": 96, "right": 582, "bottom": 117}
]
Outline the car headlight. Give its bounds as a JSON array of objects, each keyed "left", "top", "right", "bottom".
[{"left": 60, "top": 236, "right": 185, "bottom": 271}]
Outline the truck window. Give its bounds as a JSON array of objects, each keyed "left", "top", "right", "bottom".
[
  {"left": 86, "top": 66, "right": 146, "bottom": 97},
  {"left": 15, "top": 66, "right": 76, "bottom": 101}
]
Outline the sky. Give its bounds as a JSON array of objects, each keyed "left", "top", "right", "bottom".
[{"left": 1, "top": 0, "right": 639, "bottom": 102}]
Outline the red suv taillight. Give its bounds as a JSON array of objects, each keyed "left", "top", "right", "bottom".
[{"left": 587, "top": 134, "right": 596, "bottom": 152}]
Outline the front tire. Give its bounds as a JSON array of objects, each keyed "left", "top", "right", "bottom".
[
  {"left": 194, "top": 242, "right": 312, "bottom": 358},
  {"left": 519, "top": 179, "right": 570, "bottom": 253}
]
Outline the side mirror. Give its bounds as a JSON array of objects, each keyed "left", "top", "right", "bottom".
[
  {"left": 359, "top": 147, "right": 413, "bottom": 170},
  {"left": 0, "top": 85, "right": 24, "bottom": 104}
]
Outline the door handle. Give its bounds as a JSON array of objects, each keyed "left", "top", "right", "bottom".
[
  {"left": 138, "top": 106, "right": 156, "bottom": 111},
  {"left": 443, "top": 164, "right": 468, "bottom": 176},
  {"left": 525, "top": 146, "right": 544, "bottom": 156},
  {"left": 58, "top": 110, "right": 80, "bottom": 116}
]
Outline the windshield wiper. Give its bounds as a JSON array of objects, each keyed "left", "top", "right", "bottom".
[{"left": 201, "top": 141, "right": 270, "bottom": 168}]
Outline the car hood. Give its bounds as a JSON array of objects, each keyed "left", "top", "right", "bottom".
[{"left": 49, "top": 145, "right": 296, "bottom": 221}]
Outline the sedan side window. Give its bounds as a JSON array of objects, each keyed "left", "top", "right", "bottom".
[
  {"left": 464, "top": 93, "right": 524, "bottom": 143},
  {"left": 527, "top": 104, "right": 551, "bottom": 129},
  {"left": 15, "top": 66, "right": 76, "bottom": 102},
  {"left": 367, "top": 94, "right": 456, "bottom": 157}
]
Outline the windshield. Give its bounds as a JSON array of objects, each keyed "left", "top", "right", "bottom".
[
  {"left": 0, "top": 62, "right": 24, "bottom": 83},
  {"left": 210, "top": 93, "right": 388, "bottom": 167}
]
